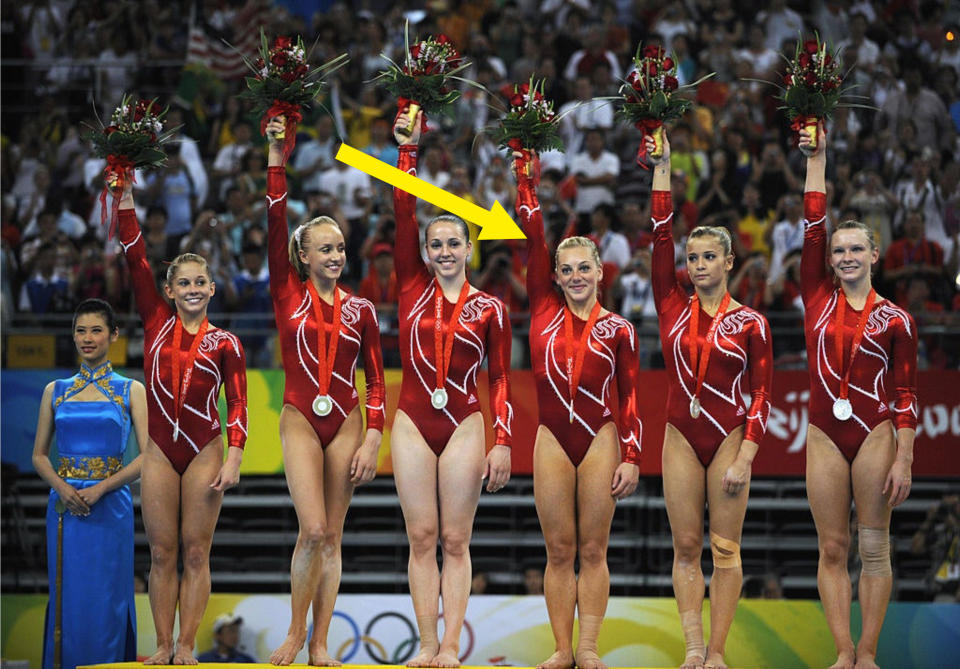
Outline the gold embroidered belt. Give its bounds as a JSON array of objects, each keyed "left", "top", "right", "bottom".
[{"left": 57, "top": 456, "right": 122, "bottom": 480}]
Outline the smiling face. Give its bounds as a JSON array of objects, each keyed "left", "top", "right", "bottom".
[
  {"left": 164, "top": 261, "right": 215, "bottom": 319},
  {"left": 829, "top": 227, "right": 878, "bottom": 285},
  {"left": 73, "top": 312, "right": 117, "bottom": 367},
  {"left": 686, "top": 236, "right": 733, "bottom": 292},
  {"left": 425, "top": 219, "right": 471, "bottom": 280},
  {"left": 556, "top": 245, "right": 602, "bottom": 306},
  {"left": 299, "top": 222, "right": 346, "bottom": 283}
]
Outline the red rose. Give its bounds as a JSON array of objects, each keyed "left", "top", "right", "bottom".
[
  {"left": 784, "top": 74, "right": 794, "bottom": 86},
  {"left": 824, "top": 53, "right": 832, "bottom": 66},
  {"left": 647, "top": 61, "right": 658, "bottom": 76},
  {"left": 275, "top": 36, "right": 292, "bottom": 49},
  {"left": 804, "top": 71, "right": 817, "bottom": 85},
  {"left": 823, "top": 79, "right": 837, "bottom": 91},
  {"left": 632, "top": 78, "right": 644, "bottom": 91},
  {"left": 798, "top": 52, "right": 811, "bottom": 68},
  {"left": 644, "top": 45, "right": 661, "bottom": 58},
  {"left": 296, "top": 64, "right": 308, "bottom": 77},
  {"left": 105, "top": 125, "right": 119, "bottom": 135},
  {"left": 664, "top": 75, "right": 678, "bottom": 91},
  {"left": 510, "top": 94, "right": 524, "bottom": 107},
  {"left": 281, "top": 71, "right": 296, "bottom": 83},
  {"left": 272, "top": 52, "right": 288, "bottom": 67},
  {"left": 804, "top": 40, "right": 818, "bottom": 54},
  {"left": 520, "top": 82, "right": 530, "bottom": 94},
  {"left": 436, "top": 34, "right": 450, "bottom": 45},
  {"left": 255, "top": 57, "right": 265, "bottom": 69},
  {"left": 149, "top": 132, "right": 157, "bottom": 142},
  {"left": 662, "top": 57, "right": 674, "bottom": 70}
]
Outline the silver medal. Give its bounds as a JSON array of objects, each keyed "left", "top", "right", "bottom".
[
  {"left": 313, "top": 394, "right": 333, "bottom": 417},
  {"left": 833, "top": 397, "right": 853, "bottom": 421},
  {"left": 431, "top": 388, "right": 448, "bottom": 410},
  {"left": 689, "top": 397, "right": 701, "bottom": 419}
]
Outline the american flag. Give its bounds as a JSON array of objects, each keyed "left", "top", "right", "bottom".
[{"left": 186, "top": 0, "right": 269, "bottom": 79}]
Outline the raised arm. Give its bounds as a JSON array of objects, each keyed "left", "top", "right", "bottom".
[
  {"left": 393, "top": 110, "right": 426, "bottom": 283},
  {"left": 514, "top": 150, "right": 555, "bottom": 307},
  {"left": 117, "top": 187, "right": 171, "bottom": 330},
  {"left": 800, "top": 124, "right": 830, "bottom": 306},
  {"left": 265, "top": 116, "right": 300, "bottom": 301},
  {"left": 649, "top": 137, "right": 683, "bottom": 312}
]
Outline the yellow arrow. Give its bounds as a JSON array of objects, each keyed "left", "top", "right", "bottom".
[{"left": 335, "top": 142, "right": 526, "bottom": 240}]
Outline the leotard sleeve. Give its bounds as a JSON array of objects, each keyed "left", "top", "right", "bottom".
[
  {"left": 744, "top": 313, "right": 774, "bottom": 444},
  {"left": 651, "top": 190, "right": 683, "bottom": 312},
  {"left": 487, "top": 301, "right": 513, "bottom": 447},
  {"left": 221, "top": 333, "right": 248, "bottom": 449},
  {"left": 394, "top": 146, "right": 425, "bottom": 285},
  {"left": 266, "top": 166, "right": 300, "bottom": 301},
  {"left": 515, "top": 156, "right": 554, "bottom": 306},
  {"left": 890, "top": 310, "right": 919, "bottom": 432},
  {"left": 361, "top": 301, "right": 386, "bottom": 432},
  {"left": 616, "top": 325, "right": 643, "bottom": 466},
  {"left": 800, "top": 191, "right": 830, "bottom": 307},
  {"left": 117, "top": 208, "right": 171, "bottom": 331}
]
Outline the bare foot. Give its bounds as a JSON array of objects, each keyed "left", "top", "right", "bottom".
[
  {"left": 143, "top": 643, "right": 174, "bottom": 665},
  {"left": 680, "top": 653, "right": 705, "bottom": 669},
  {"left": 703, "top": 651, "right": 728, "bottom": 669},
  {"left": 536, "top": 650, "right": 575, "bottom": 669},
  {"left": 853, "top": 655, "right": 880, "bottom": 669},
  {"left": 172, "top": 643, "right": 198, "bottom": 665},
  {"left": 430, "top": 648, "right": 461, "bottom": 668},
  {"left": 308, "top": 644, "right": 342, "bottom": 667},
  {"left": 406, "top": 645, "right": 439, "bottom": 668},
  {"left": 270, "top": 629, "right": 308, "bottom": 665},
  {"left": 575, "top": 649, "right": 607, "bottom": 669},
  {"left": 828, "top": 652, "right": 856, "bottom": 669}
]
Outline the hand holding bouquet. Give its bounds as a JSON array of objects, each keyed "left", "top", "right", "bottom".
[
  {"left": 617, "top": 43, "right": 713, "bottom": 166},
  {"left": 493, "top": 79, "right": 563, "bottom": 183},
  {"left": 376, "top": 26, "right": 475, "bottom": 136},
  {"left": 241, "top": 30, "right": 348, "bottom": 162},
  {"left": 85, "top": 95, "right": 175, "bottom": 237}
]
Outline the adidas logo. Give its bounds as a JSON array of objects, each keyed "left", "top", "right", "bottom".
[
  {"left": 737, "top": 406, "right": 745, "bottom": 416},
  {"left": 468, "top": 393, "right": 478, "bottom": 405},
  {"left": 603, "top": 407, "right": 611, "bottom": 417},
  {"left": 352, "top": 389, "right": 358, "bottom": 399}
]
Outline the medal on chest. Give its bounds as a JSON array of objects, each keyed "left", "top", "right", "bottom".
[
  {"left": 306, "top": 281, "right": 342, "bottom": 418},
  {"left": 687, "top": 292, "right": 731, "bottom": 419},
  {"left": 432, "top": 281, "right": 471, "bottom": 411},
  {"left": 831, "top": 288, "right": 877, "bottom": 421}
]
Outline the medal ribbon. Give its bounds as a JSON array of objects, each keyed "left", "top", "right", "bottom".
[
  {"left": 689, "top": 292, "right": 732, "bottom": 400},
  {"left": 563, "top": 300, "right": 602, "bottom": 420},
  {"left": 306, "top": 281, "right": 342, "bottom": 397},
  {"left": 171, "top": 316, "right": 209, "bottom": 440},
  {"left": 434, "top": 280, "right": 471, "bottom": 392},
  {"left": 834, "top": 288, "right": 877, "bottom": 400}
]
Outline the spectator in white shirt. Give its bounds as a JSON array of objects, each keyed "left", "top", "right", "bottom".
[
  {"left": 166, "top": 107, "right": 209, "bottom": 209},
  {"left": 291, "top": 115, "right": 337, "bottom": 194},
  {"left": 592, "top": 203, "right": 631, "bottom": 270},
  {"left": 318, "top": 160, "right": 372, "bottom": 281},
  {"left": 212, "top": 120, "right": 253, "bottom": 180},
  {"left": 766, "top": 193, "right": 805, "bottom": 284},
  {"left": 756, "top": 0, "right": 804, "bottom": 52},
  {"left": 563, "top": 24, "right": 622, "bottom": 83},
  {"left": 558, "top": 77, "right": 614, "bottom": 159},
  {"left": 570, "top": 129, "right": 619, "bottom": 216}
]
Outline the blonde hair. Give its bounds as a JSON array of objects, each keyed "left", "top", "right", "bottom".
[
  {"left": 166, "top": 253, "right": 211, "bottom": 285},
  {"left": 555, "top": 235, "right": 601, "bottom": 269},
  {"left": 288, "top": 216, "right": 342, "bottom": 281},
  {"left": 832, "top": 220, "right": 877, "bottom": 250},
  {"left": 688, "top": 225, "right": 733, "bottom": 256}
]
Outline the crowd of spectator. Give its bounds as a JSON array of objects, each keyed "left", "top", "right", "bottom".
[{"left": 2, "top": 0, "right": 959, "bottom": 368}]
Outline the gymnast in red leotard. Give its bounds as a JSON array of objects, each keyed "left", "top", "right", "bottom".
[
  {"left": 392, "top": 109, "right": 513, "bottom": 669},
  {"left": 512, "top": 148, "right": 640, "bottom": 669},
  {"left": 115, "top": 181, "right": 247, "bottom": 665},
  {"left": 262, "top": 118, "right": 387, "bottom": 665},
  {"left": 647, "top": 133, "right": 772, "bottom": 669},
  {"left": 799, "top": 124, "right": 916, "bottom": 669}
]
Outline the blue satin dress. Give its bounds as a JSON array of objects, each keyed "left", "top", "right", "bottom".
[{"left": 42, "top": 361, "right": 137, "bottom": 669}]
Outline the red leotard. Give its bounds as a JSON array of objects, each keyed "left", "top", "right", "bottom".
[
  {"left": 394, "top": 146, "right": 513, "bottom": 455},
  {"left": 651, "top": 191, "right": 773, "bottom": 466},
  {"left": 118, "top": 209, "right": 248, "bottom": 474},
  {"left": 516, "top": 172, "right": 642, "bottom": 467},
  {"left": 266, "top": 167, "right": 386, "bottom": 444},
  {"left": 800, "top": 191, "right": 919, "bottom": 461}
]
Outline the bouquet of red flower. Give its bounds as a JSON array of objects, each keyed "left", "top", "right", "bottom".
[
  {"left": 375, "top": 26, "right": 475, "bottom": 136},
  {"left": 241, "top": 30, "right": 348, "bottom": 162},
  {"left": 777, "top": 36, "right": 861, "bottom": 151},
  {"left": 616, "top": 43, "right": 713, "bottom": 164},
  {"left": 85, "top": 94, "right": 176, "bottom": 237},
  {"left": 493, "top": 79, "right": 564, "bottom": 155}
]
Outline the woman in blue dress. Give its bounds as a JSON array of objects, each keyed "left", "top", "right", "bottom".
[{"left": 32, "top": 298, "right": 148, "bottom": 669}]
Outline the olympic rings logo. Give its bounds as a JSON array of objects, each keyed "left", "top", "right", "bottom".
[{"left": 325, "top": 610, "right": 475, "bottom": 665}]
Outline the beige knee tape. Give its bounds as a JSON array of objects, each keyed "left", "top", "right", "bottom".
[
  {"left": 710, "top": 532, "right": 741, "bottom": 569},
  {"left": 859, "top": 527, "right": 892, "bottom": 576}
]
